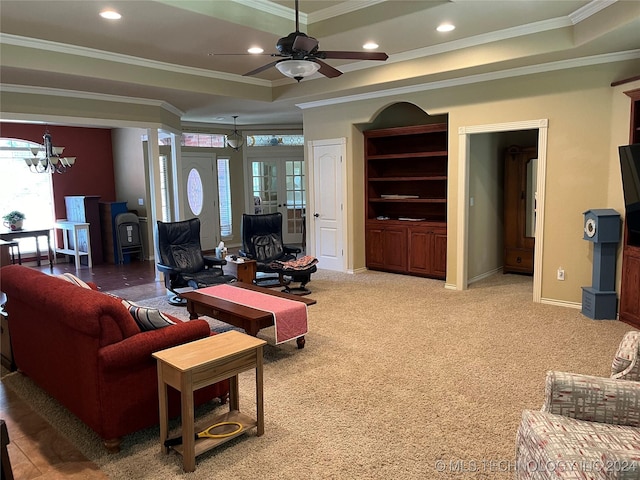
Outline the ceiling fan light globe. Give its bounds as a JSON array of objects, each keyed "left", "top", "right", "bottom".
[{"left": 276, "top": 60, "right": 319, "bottom": 80}]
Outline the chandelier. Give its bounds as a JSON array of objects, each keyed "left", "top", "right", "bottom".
[
  {"left": 225, "top": 116, "right": 244, "bottom": 151},
  {"left": 24, "top": 130, "right": 76, "bottom": 173}
]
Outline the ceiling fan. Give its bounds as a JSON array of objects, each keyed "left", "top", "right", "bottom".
[{"left": 216, "top": 0, "right": 388, "bottom": 82}]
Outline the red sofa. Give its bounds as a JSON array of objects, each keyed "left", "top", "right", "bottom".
[{"left": 0, "top": 264, "right": 229, "bottom": 452}]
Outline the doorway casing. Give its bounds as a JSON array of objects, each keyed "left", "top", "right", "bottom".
[{"left": 456, "top": 119, "right": 549, "bottom": 302}]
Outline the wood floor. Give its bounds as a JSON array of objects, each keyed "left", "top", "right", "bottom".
[{"left": 1, "top": 260, "right": 162, "bottom": 480}]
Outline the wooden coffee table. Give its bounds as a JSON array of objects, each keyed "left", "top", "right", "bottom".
[{"left": 180, "top": 282, "right": 316, "bottom": 349}]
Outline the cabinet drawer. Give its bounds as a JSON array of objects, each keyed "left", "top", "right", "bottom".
[{"left": 504, "top": 248, "right": 533, "bottom": 273}]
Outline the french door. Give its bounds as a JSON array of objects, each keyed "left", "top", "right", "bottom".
[{"left": 247, "top": 149, "right": 306, "bottom": 245}]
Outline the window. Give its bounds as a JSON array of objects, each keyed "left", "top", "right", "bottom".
[
  {"left": 217, "top": 158, "right": 232, "bottom": 237},
  {"left": 158, "top": 154, "right": 171, "bottom": 222},
  {"left": 0, "top": 138, "right": 55, "bottom": 254}
]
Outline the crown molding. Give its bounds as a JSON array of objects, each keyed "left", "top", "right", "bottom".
[
  {"left": 0, "top": 84, "right": 185, "bottom": 118},
  {"left": 307, "top": 0, "right": 386, "bottom": 24},
  {"left": 569, "top": 0, "right": 618, "bottom": 25},
  {"left": 231, "top": 0, "right": 386, "bottom": 25},
  {"left": 296, "top": 49, "right": 640, "bottom": 110},
  {"left": 231, "top": 0, "right": 308, "bottom": 25},
  {"left": 0, "top": 33, "right": 271, "bottom": 87}
]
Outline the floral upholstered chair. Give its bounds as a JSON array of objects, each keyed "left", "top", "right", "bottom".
[{"left": 515, "top": 331, "right": 640, "bottom": 480}]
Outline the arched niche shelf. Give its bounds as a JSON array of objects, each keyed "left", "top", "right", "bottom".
[
  {"left": 362, "top": 102, "right": 449, "bottom": 280},
  {"left": 357, "top": 102, "right": 448, "bottom": 132}
]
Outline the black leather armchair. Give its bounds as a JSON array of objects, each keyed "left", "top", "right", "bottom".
[
  {"left": 240, "top": 212, "right": 317, "bottom": 294},
  {"left": 156, "top": 219, "right": 236, "bottom": 305}
]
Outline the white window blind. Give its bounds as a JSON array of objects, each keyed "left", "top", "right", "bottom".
[{"left": 217, "top": 158, "right": 232, "bottom": 236}]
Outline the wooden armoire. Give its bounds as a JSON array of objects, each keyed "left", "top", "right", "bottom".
[{"left": 503, "top": 145, "right": 537, "bottom": 275}]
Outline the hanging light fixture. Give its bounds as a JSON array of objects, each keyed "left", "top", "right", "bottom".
[
  {"left": 226, "top": 116, "right": 244, "bottom": 151},
  {"left": 275, "top": 59, "right": 320, "bottom": 82},
  {"left": 24, "top": 129, "right": 76, "bottom": 174}
]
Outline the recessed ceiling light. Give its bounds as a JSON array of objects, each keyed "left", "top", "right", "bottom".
[
  {"left": 248, "top": 47, "right": 264, "bottom": 54},
  {"left": 363, "top": 42, "right": 379, "bottom": 50},
  {"left": 100, "top": 10, "right": 121, "bottom": 20},
  {"left": 437, "top": 23, "right": 455, "bottom": 32}
]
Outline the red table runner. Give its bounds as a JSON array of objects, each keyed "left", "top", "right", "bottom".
[{"left": 198, "top": 284, "right": 308, "bottom": 344}]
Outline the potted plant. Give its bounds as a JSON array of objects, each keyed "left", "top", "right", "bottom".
[{"left": 3, "top": 211, "right": 26, "bottom": 231}]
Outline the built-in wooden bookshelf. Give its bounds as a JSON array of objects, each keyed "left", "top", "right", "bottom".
[{"left": 364, "top": 124, "right": 447, "bottom": 279}]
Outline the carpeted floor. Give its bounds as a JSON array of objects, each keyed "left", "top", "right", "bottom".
[{"left": 1, "top": 269, "right": 633, "bottom": 479}]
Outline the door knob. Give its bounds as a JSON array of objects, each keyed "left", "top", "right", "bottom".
[{"left": 314, "top": 213, "right": 319, "bottom": 217}]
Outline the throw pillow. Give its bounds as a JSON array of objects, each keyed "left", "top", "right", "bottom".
[
  {"left": 57, "top": 273, "right": 92, "bottom": 289},
  {"left": 120, "top": 298, "right": 176, "bottom": 331},
  {"left": 611, "top": 330, "right": 640, "bottom": 381}
]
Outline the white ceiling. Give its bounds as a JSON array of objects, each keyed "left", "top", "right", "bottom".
[{"left": 1, "top": 0, "right": 639, "bottom": 127}]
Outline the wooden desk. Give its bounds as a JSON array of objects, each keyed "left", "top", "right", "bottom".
[
  {"left": 0, "top": 228, "right": 53, "bottom": 268},
  {"left": 54, "top": 220, "right": 92, "bottom": 268},
  {"left": 153, "top": 331, "right": 266, "bottom": 473}
]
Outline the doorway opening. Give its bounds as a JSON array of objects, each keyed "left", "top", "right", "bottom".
[{"left": 457, "top": 119, "right": 548, "bottom": 302}]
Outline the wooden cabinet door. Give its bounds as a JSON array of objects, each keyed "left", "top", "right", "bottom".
[
  {"left": 408, "top": 228, "right": 430, "bottom": 274},
  {"left": 383, "top": 227, "right": 408, "bottom": 272},
  {"left": 365, "top": 227, "right": 385, "bottom": 269},
  {"left": 408, "top": 227, "right": 447, "bottom": 279},
  {"left": 431, "top": 230, "right": 447, "bottom": 279},
  {"left": 620, "top": 246, "right": 640, "bottom": 328}
]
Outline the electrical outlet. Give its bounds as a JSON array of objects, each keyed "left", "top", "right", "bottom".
[
  {"left": 557, "top": 268, "right": 565, "bottom": 281},
  {"left": 138, "top": 198, "right": 144, "bottom": 206}
]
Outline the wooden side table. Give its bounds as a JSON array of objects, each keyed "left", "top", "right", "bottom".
[
  {"left": 224, "top": 258, "right": 257, "bottom": 283},
  {"left": 152, "top": 331, "right": 266, "bottom": 472}
]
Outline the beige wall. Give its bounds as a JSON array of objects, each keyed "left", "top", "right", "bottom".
[{"left": 303, "top": 61, "right": 640, "bottom": 305}]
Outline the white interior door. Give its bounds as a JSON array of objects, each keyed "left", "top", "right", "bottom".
[
  {"left": 180, "top": 152, "right": 220, "bottom": 251},
  {"left": 311, "top": 139, "right": 345, "bottom": 271}
]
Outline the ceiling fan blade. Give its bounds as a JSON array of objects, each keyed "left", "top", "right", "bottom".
[
  {"left": 315, "top": 59, "right": 342, "bottom": 78},
  {"left": 292, "top": 35, "right": 318, "bottom": 53},
  {"left": 319, "top": 51, "right": 389, "bottom": 61},
  {"left": 243, "top": 60, "right": 282, "bottom": 77}
]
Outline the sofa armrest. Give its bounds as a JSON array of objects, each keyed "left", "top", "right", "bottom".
[
  {"left": 98, "top": 319, "right": 211, "bottom": 370},
  {"left": 542, "top": 371, "right": 640, "bottom": 427}
]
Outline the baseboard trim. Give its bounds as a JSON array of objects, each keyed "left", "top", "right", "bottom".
[
  {"left": 540, "top": 297, "right": 582, "bottom": 310},
  {"left": 468, "top": 267, "right": 503, "bottom": 285}
]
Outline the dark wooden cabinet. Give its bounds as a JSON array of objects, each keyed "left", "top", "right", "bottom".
[
  {"left": 503, "top": 145, "right": 536, "bottom": 275},
  {"left": 364, "top": 124, "right": 448, "bottom": 279},
  {"left": 408, "top": 225, "right": 447, "bottom": 277},
  {"left": 365, "top": 224, "right": 408, "bottom": 272},
  {"left": 620, "top": 87, "right": 640, "bottom": 328}
]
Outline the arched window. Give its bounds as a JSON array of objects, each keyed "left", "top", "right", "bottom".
[{"left": 0, "top": 138, "right": 55, "bottom": 253}]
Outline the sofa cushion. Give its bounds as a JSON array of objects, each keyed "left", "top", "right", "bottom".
[
  {"left": 120, "top": 299, "right": 175, "bottom": 331},
  {"left": 611, "top": 331, "right": 640, "bottom": 381}
]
